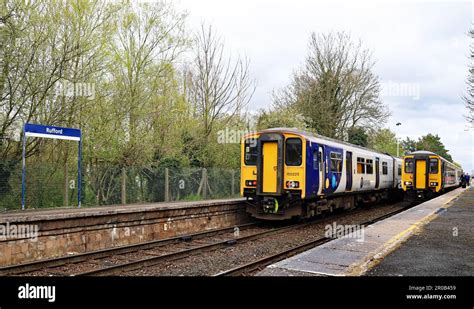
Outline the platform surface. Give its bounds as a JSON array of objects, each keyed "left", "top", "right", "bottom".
[
  {"left": 258, "top": 188, "right": 468, "bottom": 276},
  {"left": 368, "top": 187, "right": 474, "bottom": 276},
  {"left": 0, "top": 198, "right": 245, "bottom": 223}
]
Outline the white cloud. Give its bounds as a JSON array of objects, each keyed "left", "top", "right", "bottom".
[{"left": 178, "top": 0, "right": 473, "bottom": 171}]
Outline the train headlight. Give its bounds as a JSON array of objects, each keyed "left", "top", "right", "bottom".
[
  {"left": 245, "top": 180, "right": 257, "bottom": 187},
  {"left": 286, "top": 181, "right": 300, "bottom": 189},
  {"left": 430, "top": 182, "right": 438, "bottom": 187},
  {"left": 404, "top": 181, "right": 412, "bottom": 186}
]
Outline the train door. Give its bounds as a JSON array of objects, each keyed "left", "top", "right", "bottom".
[
  {"left": 415, "top": 160, "right": 427, "bottom": 189},
  {"left": 311, "top": 145, "right": 319, "bottom": 195},
  {"left": 317, "top": 145, "right": 324, "bottom": 195},
  {"left": 345, "top": 151, "right": 352, "bottom": 191},
  {"left": 375, "top": 157, "right": 380, "bottom": 189},
  {"left": 262, "top": 141, "right": 278, "bottom": 193},
  {"left": 441, "top": 161, "right": 446, "bottom": 189}
]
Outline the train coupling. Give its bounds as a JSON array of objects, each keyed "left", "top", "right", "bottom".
[
  {"left": 262, "top": 197, "right": 279, "bottom": 214},
  {"left": 416, "top": 190, "right": 425, "bottom": 199}
]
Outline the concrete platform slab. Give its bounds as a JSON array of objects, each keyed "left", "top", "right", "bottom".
[
  {"left": 0, "top": 198, "right": 245, "bottom": 223},
  {"left": 368, "top": 187, "right": 474, "bottom": 276},
  {"left": 260, "top": 188, "right": 466, "bottom": 276}
]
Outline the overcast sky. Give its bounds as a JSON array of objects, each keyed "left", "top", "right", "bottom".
[{"left": 178, "top": 0, "right": 473, "bottom": 173}]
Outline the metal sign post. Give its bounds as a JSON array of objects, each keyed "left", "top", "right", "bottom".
[{"left": 21, "top": 123, "right": 82, "bottom": 210}]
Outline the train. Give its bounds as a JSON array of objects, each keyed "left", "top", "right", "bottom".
[
  {"left": 401, "top": 150, "right": 462, "bottom": 198},
  {"left": 240, "top": 128, "right": 404, "bottom": 220}
]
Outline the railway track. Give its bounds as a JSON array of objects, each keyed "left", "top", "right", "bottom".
[
  {"left": 4, "top": 219, "right": 326, "bottom": 276},
  {"left": 74, "top": 220, "right": 316, "bottom": 276},
  {"left": 96, "top": 201, "right": 416, "bottom": 276},
  {"left": 2, "top": 199, "right": 419, "bottom": 277},
  {"left": 213, "top": 204, "right": 416, "bottom": 276},
  {"left": 0, "top": 222, "right": 259, "bottom": 276},
  {"left": 75, "top": 201, "right": 417, "bottom": 276},
  {"left": 2, "top": 207, "right": 374, "bottom": 276}
]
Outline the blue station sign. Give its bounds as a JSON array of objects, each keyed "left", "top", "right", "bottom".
[
  {"left": 24, "top": 123, "right": 81, "bottom": 141},
  {"left": 21, "top": 123, "right": 83, "bottom": 209}
]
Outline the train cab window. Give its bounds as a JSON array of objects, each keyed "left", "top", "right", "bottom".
[
  {"left": 285, "top": 138, "right": 302, "bottom": 166},
  {"left": 429, "top": 158, "right": 439, "bottom": 174},
  {"left": 244, "top": 139, "right": 257, "bottom": 166},
  {"left": 357, "top": 157, "right": 365, "bottom": 174},
  {"left": 382, "top": 162, "right": 388, "bottom": 175},
  {"left": 405, "top": 159, "right": 414, "bottom": 173},
  {"left": 330, "top": 152, "right": 342, "bottom": 173},
  {"left": 366, "top": 159, "right": 374, "bottom": 174}
]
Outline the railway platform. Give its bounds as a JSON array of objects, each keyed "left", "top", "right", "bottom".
[
  {"left": 0, "top": 198, "right": 248, "bottom": 267},
  {"left": 368, "top": 187, "right": 474, "bottom": 276},
  {"left": 258, "top": 187, "right": 471, "bottom": 276}
]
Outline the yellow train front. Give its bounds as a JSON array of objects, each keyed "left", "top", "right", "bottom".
[
  {"left": 401, "top": 151, "right": 462, "bottom": 198},
  {"left": 240, "top": 130, "right": 306, "bottom": 219}
]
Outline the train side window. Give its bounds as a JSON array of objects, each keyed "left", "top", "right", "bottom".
[
  {"left": 382, "top": 162, "right": 388, "bottom": 175},
  {"left": 330, "top": 152, "right": 342, "bottom": 173},
  {"left": 366, "top": 159, "right": 374, "bottom": 174},
  {"left": 398, "top": 164, "right": 402, "bottom": 176},
  {"left": 405, "top": 159, "right": 414, "bottom": 173},
  {"left": 313, "top": 150, "right": 318, "bottom": 170},
  {"left": 357, "top": 157, "right": 365, "bottom": 174},
  {"left": 244, "top": 139, "right": 257, "bottom": 166},
  {"left": 429, "top": 158, "right": 439, "bottom": 174},
  {"left": 285, "top": 138, "right": 302, "bottom": 166}
]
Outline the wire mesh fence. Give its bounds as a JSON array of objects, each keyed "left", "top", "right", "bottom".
[{"left": 0, "top": 161, "right": 241, "bottom": 211}]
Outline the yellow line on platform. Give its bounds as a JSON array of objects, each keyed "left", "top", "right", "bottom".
[{"left": 347, "top": 189, "right": 464, "bottom": 276}]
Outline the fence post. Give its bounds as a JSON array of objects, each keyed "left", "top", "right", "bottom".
[
  {"left": 63, "top": 163, "right": 68, "bottom": 207},
  {"left": 164, "top": 167, "right": 170, "bottom": 202},
  {"left": 202, "top": 168, "right": 207, "bottom": 199},
  {"left": 121, "top": 167, "right": 127, "bottom": 205},
  {"left": 231, "top": 169, "right": 235, "bottom": 196}
]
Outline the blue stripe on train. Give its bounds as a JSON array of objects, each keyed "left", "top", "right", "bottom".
[{"left": 305, "top": 141, "right": 343, "bottom": 199}]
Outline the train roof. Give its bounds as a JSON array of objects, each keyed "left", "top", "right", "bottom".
[
  {"left": 258, "top": 127, "right": 401, "bottom": 160},
  {"left": 406, "top": 150, "right": 459, "bottom": 167}
]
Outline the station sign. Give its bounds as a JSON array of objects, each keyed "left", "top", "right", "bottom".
[
  {"left": 24, "top": 123, "right": 81, "bottom": 141},
  {"left": 22, "top": 123, "right": 82, "bottom": 210}
]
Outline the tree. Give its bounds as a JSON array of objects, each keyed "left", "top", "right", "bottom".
[
  {"left": 464, "top": 29, "right": 473, "bottom": 124},
  {"left": 256, "top": 105, "right": 308, "bottom": 131},
  {"left": 369, "top": 128, "right": 398, "bottom": 156},
  {"left": 401, "top": 137, "right": 417, "bottom": 155},
  {"left": 186, "top": 24, "right": 255, "bottom": 166},
  {"left": 0, "top": 0, "right": 119, "bottom": 201},
  {"left": 415, "top": 134, "right": 453, "bottom": 161},
  {"left": 274, "top": 32, "right": 389, "bottom": 139},
  {"left": 107, "top": 1, "right": 188, "bottom": 166},
  {"left": 347, "top": 127, "right": 368, "bottom": 147},
  {"left": 400, "top": 134, "right": 453, "bottom": 161}
]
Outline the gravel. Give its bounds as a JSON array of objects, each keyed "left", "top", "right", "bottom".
[
  {"left": 21, "top": 200, "right": 414, "bottom": 277},
  {"left": 123, "top": 203, "right": 409, "bottom": 276}
]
